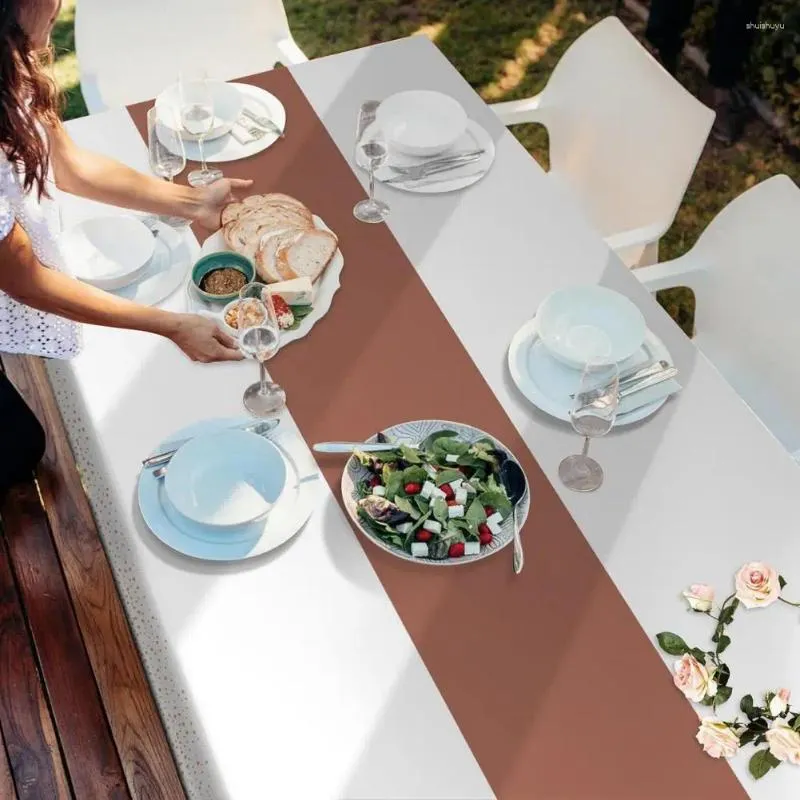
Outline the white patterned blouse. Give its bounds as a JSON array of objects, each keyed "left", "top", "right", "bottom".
[{"left": 0, "top": 148, "right": 81, "bottom": 359}]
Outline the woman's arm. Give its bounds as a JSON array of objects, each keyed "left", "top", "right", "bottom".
[
  {"left": 47, "top": 122, "right": 252, "bottom": 230},
  {"left": 0, "top": 222, "right": 243, "bottom": 363}
]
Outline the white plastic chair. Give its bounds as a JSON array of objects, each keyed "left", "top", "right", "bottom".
[
  {"left": 491, "top": 16, "right": 715, "bottom": 268},
  {"left": 75, "top": 0, "right": 308, "bottom": 113},
  {"left": 635, "top": 175, "right": 800, "bottom": 458}
]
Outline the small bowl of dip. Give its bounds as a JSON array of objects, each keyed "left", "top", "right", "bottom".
[{"left": 191, "top": 252, "right": 255, "bottom": 304}]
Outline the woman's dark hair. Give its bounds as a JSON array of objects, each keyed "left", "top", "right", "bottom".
[{"left": 0, "top": 0, "right": 61, "bottom": 198}]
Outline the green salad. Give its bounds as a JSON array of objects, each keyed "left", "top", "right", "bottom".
[{"left": 354, "top": 429, "right": 514, "bottom": 560}]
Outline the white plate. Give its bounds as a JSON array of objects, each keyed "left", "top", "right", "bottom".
[
  {"left": 361, "top": 119, "right": 496, "bottom": 195},
  {"left": 157, "top": 83, "right": 286, "bottom": 164},
  {"left": 341, "top": 419, "right": 530, "bottom": 567},
  {"left": 537, "top": 285, "right": 646, "bottom": 368},
  {"left": 109, "top": 220, "right": 191, "bottom": 307},
  {"left": 195, "top": 215, "right": 344, "bottom": 349},
  {"left": 376, "top": 90, "right": 467, "bottom": 157},
  {"left": 155, "top": 79, "right": 243, "bottom": 142},
  {"left": 165, "top": 429, "right": 287, "bottom": 528},
  {"left": 62, "top": 215, "right": 155, "bottom": 290},
  {"left": 508, "top": 316, "right": 672, "bottom": 425},
  {"left": 138, "top": 418, "right": 321, "bottom": 562}
]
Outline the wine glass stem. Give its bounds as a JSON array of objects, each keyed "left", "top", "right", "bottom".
[
  {"left": 198, "top": 135, "right": 207, "bottom": 172},
  {"left": 368, "top": 161, "right": 376, "bottom": 203},
  {"left": 258, "top": 360, "right": 269, "bottom": 396},
  {"left": 581, "top": 437, "right": 590, "bottom": 457}
]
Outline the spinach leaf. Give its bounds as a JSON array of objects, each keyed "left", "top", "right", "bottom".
[
  {"left": 432, "top": 498, "right": 449, "bottom": 523},
  {"left": 401, "top": 465, "right": 428, "bottom": 485},
  {"left": 420, "top": 429, "right": 459, "bottom": 451},
  {"left": 399, "top": 444, "right": 421, "bottom": 463},
  {"left": 395, "top": 496, "right": 420, "bottom": 520},
  {"left": 434, "top": 469, "right": 463, "bottom": 486},
  {"left": 384, "top": 471, "right": 404, "bottom": 501}
]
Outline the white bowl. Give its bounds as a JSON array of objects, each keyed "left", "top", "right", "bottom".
[
  {"left": 156, "top": 80, "right": 243, "bottom": 142},
  {"left": 61, "top": 215, "right": 155, "bottom": 290},
  {"left": 537, "top": 285, "right": 646, "bottom": 369},
  {"left": 165, "top": 430, "right": 287, "bottom": 529},
  {"left": 376, "top": 90, "right": 467, "bottom": 157}
]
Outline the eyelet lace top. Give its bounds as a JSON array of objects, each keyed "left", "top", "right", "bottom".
[{"left": 0, "top": 150, "right": 81, "bottom": 359}]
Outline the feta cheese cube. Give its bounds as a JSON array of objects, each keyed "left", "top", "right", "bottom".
[
  {"left": 420, "top": 481, "right": 435, "bottom": 499},
  {"left": 430, "top": 487, "right": 447, "bottom": 502},
  {"left": 447, "top": 504, "right": 465, "bottom": 519},
  {"left": 448, "top": 479, "right": 463, "bottom": 492},
  {"left": 445, "top": 453, "right": 459, "bottom": 463},
  {"left": 371, "top": 485, "right": 386, "bottom": 497},
  {"left": 487, "top": 511, "right": 504, "bottom": 526},
  {"left": 463, "top": 482, "right": 477, "bottom": 493},
  {"left": 464, "top": 541, "right": 481, "bottom": 556},
  {"left": 424, "top": 464, "right": 438, "bottom": 478},
  {"left": 487, "top": 517, "right": 502, "bottom": 536},
  {"left": 455, "top": 487, "right": 468, "bottom": 505},
  {"left": 411, "top": 543, "right": 429, "bottom": 557},
  {"left": 396, "top": 522, "right": 413, "bottom": 534},
  {"left": 422, "top": 519, "right": 442, "bottom": 534}
]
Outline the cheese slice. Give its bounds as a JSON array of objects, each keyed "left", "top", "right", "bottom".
[
  {"left": 411, "top": 543, "right": 429, "bottom": 557},
  {"left": 265, "top": 276, "right": 314, "bottom": 305}
]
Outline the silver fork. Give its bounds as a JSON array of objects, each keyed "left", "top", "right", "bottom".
[{"left": 384, "top": 153, "right": 484, "bottom": 183}]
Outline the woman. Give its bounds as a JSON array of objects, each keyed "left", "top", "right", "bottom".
[{"left": 0, "top": 0, "right": 251, "bottom": 492}]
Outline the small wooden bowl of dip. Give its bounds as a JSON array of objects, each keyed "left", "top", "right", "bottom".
[{"left": 191, "top": 252, "right": 255, "bottom": 304}]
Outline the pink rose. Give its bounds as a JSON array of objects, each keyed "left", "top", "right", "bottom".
[
  {"left": 696, "top": 718, "right": 740, "bottom": 759},
  {"left": 674, "top": 654, "right": 717, "bottom": 703},
  {"left": 683, "top": 584, "right": 715, "bottom": 612},
  {"left": 734, "top": 561, "right": 781, "bottom": 609},
  {"left": 766, "top": 720, "right": 800, "bottom": 764},
  {"left": 769, "top": 688, "right": 792, "bottom": 717}
]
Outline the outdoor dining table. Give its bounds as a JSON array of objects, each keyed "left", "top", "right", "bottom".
[{"left": 51, "top": 35, "right": 800, "bottom": 800}]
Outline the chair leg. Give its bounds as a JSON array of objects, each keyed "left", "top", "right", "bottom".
[{"left": 636, "top": 240, "right": 660, "bottom": 268}]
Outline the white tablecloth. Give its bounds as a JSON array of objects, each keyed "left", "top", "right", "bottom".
[{"left": 52, "top": 37, "right": 800, "bottom": 799}]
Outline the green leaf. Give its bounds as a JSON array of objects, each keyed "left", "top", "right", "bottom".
[
  {"left": 465, "top": 499, "right": 487, "bottom": 525},
  {"left": 394, "top": 496, "right": 419, "bottom": 520},
  {"left": 401, "top": 465, "right": 428, "bottom": 486},
  {"left": 779, "top": 575, "right": 787, "bottom": 590},
  {"left": 656, "top": 632, "right": 689, "bottom": 656},
  {"left": 714, "top": 685, "right": 733, "bottom": 706},
  {"left": 433, "top": 436, "right": 469, "bottom": 457},
  {"left": 791, "top": 715, "right": 800, "bottom": 732},
  {"left": 432, "top": 498, "right": 449, "bottom": 524},
  {"left": 476, "top": 489, "right": 512, "bottom": 517},
  {"left": 690, "top": 648, "right": 707, "bottom": 664},
  {"left": 413, "top": 495, "right": 430, "bottom": 515},
  {"left": 399, "top": 444, "right": 421, "bottom": 464},
  {"left": 716, "top": 635, "right": 731, "bottom": 655},
  {"left": 434, "top": 469, "right": 463, "bottom": 487},
  {"left": 420, "top": 430, "right": 458, "bottom": 451},
  {"left": 749, "top": 749, "right": 775, "bottom": 780},
  {"left": 741, "top": 695, "right": 755, "bottom": 717},
  {"left": 718, "top": 601, "right": 738, "bottom": 625},
  {"left": 701, "top": 695, "right": 715, "bottom": 706},
  {"left": 739, "top": 729, "right": 758, "bottom": 747},
  {"left": 384, "top": 471, "right": 404, "bottom": 501},
  {"left": 715, "top": 663, "right": 731, "bottom": 687}
]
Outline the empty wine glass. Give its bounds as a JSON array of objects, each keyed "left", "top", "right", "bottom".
[
  {"left": 147, "top": 106, "right": 189, "bottom": 227},
  {"left": 353, "top": 124, "right": 390, "bottom": 224},
  {"left": 558, "top": 359, "right": 620, "bottom": 492},
  {"left": 179, "top": 70, "right": 223, "bottom": 187},
  {"left": 237, "top": 283, "right": 286, "bottom": 417}
]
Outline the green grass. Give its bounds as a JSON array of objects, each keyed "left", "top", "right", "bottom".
[{"left": 50, "top": 0, "right": 799, "bottom": 334}]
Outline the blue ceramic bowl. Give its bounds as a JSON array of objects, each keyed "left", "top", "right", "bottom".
[{"left": 191, "top": 252, "right": 255, "bottom": 303}]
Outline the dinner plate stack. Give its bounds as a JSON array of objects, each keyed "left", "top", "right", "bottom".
[
  {"left": 507, "top": 285, "right": 682, "bottom": 425},
  {"left": 138, "top": 419, "right": 321, "bottom": 561}
]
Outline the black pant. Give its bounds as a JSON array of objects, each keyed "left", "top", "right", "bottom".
[
  {"left": 0, "top": 371, "right": 46, "bottom": 496},
  {"left": 646, "top": 0, "right": 763, "bottom": 88}
]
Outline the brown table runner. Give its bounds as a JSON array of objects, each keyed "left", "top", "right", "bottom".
[{"left": 130, "top": 70, "right": 745, "bottom": 799}]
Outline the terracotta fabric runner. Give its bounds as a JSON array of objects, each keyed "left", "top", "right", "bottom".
[{"left": 130, "top": 71, "right": 746, "bottom": 799}]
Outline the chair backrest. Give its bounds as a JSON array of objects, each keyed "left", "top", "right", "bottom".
[
  {"left": 540, "top": 17, "right": 714, "bottom": 238},
  {"left": 76, "top": 0, "right": 293, "bottom": 112},
  {"left": 689, "top": 175, "right": 800, "bottom": 452}
]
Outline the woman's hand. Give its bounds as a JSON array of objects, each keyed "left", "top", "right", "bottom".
[
  {"left": 193, "top": 178, "right": 254, "bottom": 230},
  {"left": 167, "top": 314, "right": 244, "bottom": 363}
]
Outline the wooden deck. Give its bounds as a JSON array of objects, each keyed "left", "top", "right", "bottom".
[{"left": 0, "top": 354, "right": 186, "bottom": 800}]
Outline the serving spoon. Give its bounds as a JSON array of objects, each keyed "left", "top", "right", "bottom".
[{"left": 499, "top": 459, "right": 527, "bottom": 574}]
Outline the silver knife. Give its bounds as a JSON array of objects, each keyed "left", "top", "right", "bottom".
[
  {"left": 142, "top": 418, "right": 280, "bottom": 469},
  {"left": 242, "top": 107, "right": 284, "bottom": 138},
  {"left": 383, "top": 154, "right": 484, "bottom": 184},
  {"left": 388, "top": 169, "right": 487, "bottom": 188},
  {"left": 618, "top": 367, "right": 678, "bottom": 399},
  {"left": 570, "top": 360, "right": 671, "bottom": 399},
  {"left": 313, "top": 441, "right": 400, "bottom": 454},
  {"left": 388, "top": 149, "right": 485, "bottom": 174}
]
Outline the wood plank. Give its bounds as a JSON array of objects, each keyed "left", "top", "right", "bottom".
[
  {"left": 0, "top": 529, "right": 71, "bottom": 800},
  {"left": 0, "top": 724, "right": 19, "bottom": 799},
  {"left": 1, "top": 482, "right": 130, "bottom": 799},
  {"left": 1, "top": 355, "right": 186, "bottom": 800}
]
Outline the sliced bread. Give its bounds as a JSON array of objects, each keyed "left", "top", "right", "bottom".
[
  {"left": 254, "top": 228, "right": 305, "bottom": 283},
  {"left": 275, "top": 229, "right": 338, "bottom": 283}
]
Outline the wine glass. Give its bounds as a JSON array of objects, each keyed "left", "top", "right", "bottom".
[
  {"left": 237, "top": 283, "right": 286, "bottom": 417},
  {"left": 558, "top": 359, "right": 620, "bottom": 492},
  {"left": 147, "top": 106, "right": 189, "bottom": 228},
  {"left": 178, "top": 70, "right": 223, "bottom": 187},
  {"left": 353, "top": 124, "right": 390, "bottom": 224}
]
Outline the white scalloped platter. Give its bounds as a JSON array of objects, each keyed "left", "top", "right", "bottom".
[
  {"left": 196, "top": 215, "right": 344, "bottom": 349},
  {"left": 341, "top": 419, "right": 530, "bottom": 567}
]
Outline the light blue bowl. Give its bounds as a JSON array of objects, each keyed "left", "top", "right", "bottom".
[{"left": 191, "top": 252, "right": 255, "bottom": 304}]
